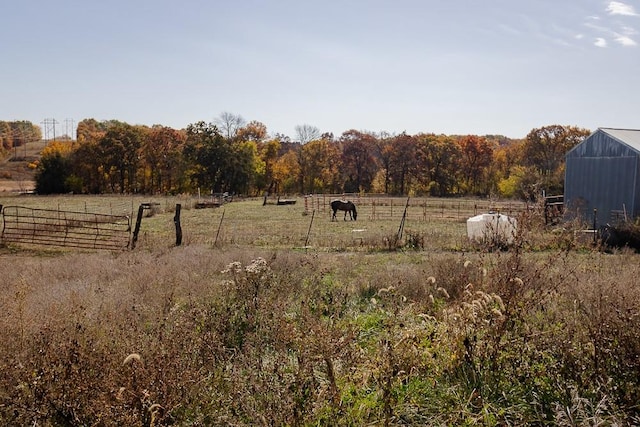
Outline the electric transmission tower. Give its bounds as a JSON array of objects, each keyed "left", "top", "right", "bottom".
[
  {"left": 64, "top": 118, "right": 75, "bottom": 140},
  {"left": 41, "top": 118, "right": 58, "bottom": 143}
]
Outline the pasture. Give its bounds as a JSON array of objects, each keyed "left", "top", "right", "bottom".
[
  {"left": 0, "top": 194, "right": 530, "bottom": 251},
  {"left": 1, "top": 194, "right": 639, "bottom": 426}
]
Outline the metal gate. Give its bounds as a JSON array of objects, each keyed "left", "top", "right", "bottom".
[{"left": 0, "top": 205, "right": 131, "bottom": 250}]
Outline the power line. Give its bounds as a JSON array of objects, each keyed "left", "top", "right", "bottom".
[
  {"left": 40, "top": 118, "right": 58, "bottom": 143},
  {"left": 64, "top": 118, "right": 75, "bottom": 140}
]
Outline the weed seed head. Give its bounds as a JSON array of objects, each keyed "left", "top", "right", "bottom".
[
  {"left": 437, "top": 287, "right": 450, "bottom": 299},
  {"left": 123, "top": 353, "right": 142, "bottom": 366}
]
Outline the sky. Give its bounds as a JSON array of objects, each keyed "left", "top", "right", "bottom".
[{"left": 2, "top": 0, "right": 639, "bottom": 140}]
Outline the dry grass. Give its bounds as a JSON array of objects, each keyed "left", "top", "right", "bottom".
[{"left": 1, "top": 195, "right": 639, "bottom": 425}]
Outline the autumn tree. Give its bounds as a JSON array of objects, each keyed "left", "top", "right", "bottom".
[
  {"left": 523, "top": 125, "right": 590, "bottom": 175},
  {"left": 97, "top": 122, "right": 144, "bottom": 193},
  {"left": 0, "top": 121, "right": 41, "bottom": 154},
  {"left": 0, "top": 121, "right": 13, "bottom": 151},
  {"left": 493, "top": 140, "right": 538, "bottom": 199},
  {"left": 387, "top": 133, "right": 417, "bottom": 195},
  {"left": 76, "top": 118, "right": 108, "bottom": 144},
  {"left": 339, "top": 130, "right": 378, "bottom": 193},
  {"left": 237, "top": 121, "right": 269, "bottom": 194},
  {"left": 257, "top": 138, "right": 281, "bottom": 194},
  {"left": 372, "top": 132, "right": 395, "bottom": 194},
  {"left": 66, "top": 119, "right": 136, "bottom": 193},
  {"left": 273, "top": 149, "right": 300, "bottom": 194},
  {"left": 414, "top": 133, "right": 461, "bottom": 196},
  {"left": 68, "top": 139, "right": 103, "bottom": 193},
  {"left": 142, "top": 126, "right": 188, "bottom": 194},
  {"left": 237, "top": 120, "right": 268, "bottom": 143},
  {"left": 300, "top": 137, "right": 342, "bottom": 193},
  {"left": 456, "top": 135, "right": 494, "bottom": 195},
  {"left": 522, "top": 124, "right": 590, "bottom": 195},
  {"left": 34, "top": 141, "right": 74, "bottom": 194}
]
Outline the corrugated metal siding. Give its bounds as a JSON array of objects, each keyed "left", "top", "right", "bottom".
[
  {"left": 566, "top": 129, "right": 640, "bottom": 158},
  {"left": 565, "top": 156, "right": 639, "bottom": 224},
  {"left": 602, "top": 128, "right": 640, "bottom": 152}
]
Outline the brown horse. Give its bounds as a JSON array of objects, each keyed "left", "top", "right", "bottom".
[{"left": 331, "top": 200, "right": 357, "bottom": 221}]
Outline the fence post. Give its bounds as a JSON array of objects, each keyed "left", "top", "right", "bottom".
[
  {"left": 304, "top": 210, "right": 315, "bottom": 249},
  {"left": 214, "top": 209, "right": 225, "bottom": 247},
  {"left": 131, "top": 204, "right": 145, "bottom": 249},
  {"left": 174, "top": 204, "right": 182, "bottom": 246},
  {"left": 593, "top": 208, "right": 597, "bottom": 244}
]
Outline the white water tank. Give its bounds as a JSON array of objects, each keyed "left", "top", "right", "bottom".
[{"left": 466, "top": 213, "right": 517, "bottom": 244}]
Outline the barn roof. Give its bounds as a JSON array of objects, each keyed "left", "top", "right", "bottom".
[{"left": 599, "top": 128, "right": 640, "bottom": 153}]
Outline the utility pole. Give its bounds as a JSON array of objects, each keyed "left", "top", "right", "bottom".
[{"left": 64, "top": 118, "right": 75, "bottom": 140}]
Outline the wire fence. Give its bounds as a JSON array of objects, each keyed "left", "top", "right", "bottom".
[{"left": 304, "top": 194, "right": 530, "bottom": 222}]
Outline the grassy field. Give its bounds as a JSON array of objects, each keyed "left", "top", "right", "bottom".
[
  {"left": 0, "top": 194, "right": 530, "bottom": 252},
  {"left": 1, "top": 195, "right": 639, "bottom": 426}
]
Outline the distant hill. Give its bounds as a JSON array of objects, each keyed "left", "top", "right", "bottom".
[{"left": 0, "top": 139, "right": 45, "bottom": 193}]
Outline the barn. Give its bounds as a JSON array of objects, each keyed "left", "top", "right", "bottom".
[{"left": 564, "top": 127, "right": 640, "bottom": 226}]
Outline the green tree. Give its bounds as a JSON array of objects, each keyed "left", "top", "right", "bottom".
[
  {"left": 226, "top": 141, "right": 258, "bottom": 194},
  {"left": 184, "top": 121, "right": 232, "bottom": 193},
  {"left": 98, "top": 123, "right": 143, "bottom": 193},
  {"left": 68, "top": 139, "right": 103, "bottom": 193}
]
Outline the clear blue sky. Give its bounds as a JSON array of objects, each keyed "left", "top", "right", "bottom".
[{"left": 2, "top": 0, "right": 639, "bottom": 139}]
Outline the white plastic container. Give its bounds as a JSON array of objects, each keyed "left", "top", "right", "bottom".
[{"left": 466, "top": 213, "right": 517, "bottom": 244}]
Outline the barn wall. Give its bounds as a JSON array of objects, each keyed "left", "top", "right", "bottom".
[
  {"left": 564, "top": 155, "right": 639, "bottom": 225},
  {"left": 566, "top": 129, "right": 640, "bottom": 158}
]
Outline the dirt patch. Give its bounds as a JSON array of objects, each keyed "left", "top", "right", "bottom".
[{"left": 0, "top": 180, "right": 35, "bottom": 193}]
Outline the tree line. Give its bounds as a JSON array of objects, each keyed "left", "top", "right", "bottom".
[
  {"left": 0, "top": 121, "right": 42, "bottom": 154},
  {"left": 17, "top": 114, "right": 590, "bottom": 199}
]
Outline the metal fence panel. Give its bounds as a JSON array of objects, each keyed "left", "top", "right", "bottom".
[{"left": 1, "top": 205, "right": 131, "bottom": 250}]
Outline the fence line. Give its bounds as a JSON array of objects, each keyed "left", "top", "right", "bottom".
[{"left": 304, "top": 194, "right": 529, "bottom": 221}]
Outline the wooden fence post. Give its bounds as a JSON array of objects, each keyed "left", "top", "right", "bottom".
[
  {"left": 174, "top": 204, "right": 182, "bottom": 246},
  {"left": 214, "top": 209, "right": 225, "bottom": 247},
  {"left": 304, "top": 210, "right": 315, "bottom": 249},
  {"left": 131, "top": 204, "right": 145, "bottom": 249}
]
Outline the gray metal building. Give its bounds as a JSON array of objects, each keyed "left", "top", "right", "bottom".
[{"left": 564, "top": 128, "right": 640, "bottom": 226}]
